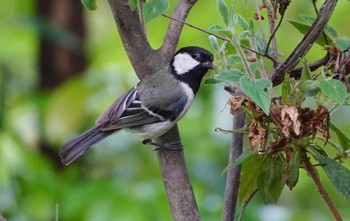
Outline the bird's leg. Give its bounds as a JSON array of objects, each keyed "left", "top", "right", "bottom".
[{"left": 142, "top": 139, "right": 183, "bottom": 151}]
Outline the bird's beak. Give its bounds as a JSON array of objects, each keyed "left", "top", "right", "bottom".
[{"left": 202, "top": 61, "right": 216, "bottom": 70}]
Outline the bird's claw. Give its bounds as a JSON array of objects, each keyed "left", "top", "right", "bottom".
[{"left": 142, "top": 139, "right": 183, "bottom": 151}]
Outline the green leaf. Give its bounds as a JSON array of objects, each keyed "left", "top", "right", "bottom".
[
  {"left": 221, "top": 149, "right": 253, "bottom": 176},
  {"left": 287, "top": 20, "right": 333, "bottom": 46},
  {"left": 233, "top": 14, "right": 249, "bottom": 30},
  {"left": 281, "top": 74, "right": 291, "bottom": 104},
  {"left": 335, "top": 38, "right": 350, "bottom": 51},
  {"left": 300, "top": 14, "right": 338, "bottom": 38},
  {"left": 128, "top": 0, "right": 138, "bottom": 11},
  {"left": 300, "top": 60, "right": 311, "bottom": 82},
  {"left": 303, "top": 80, "right": 321, "bottom": 97},
  {"left": 205, "top": 69, "right": 244, "bottom": 84},
  {"left": 240, "top": 76, "right": 272, "bottom": 115},
  {"left": 238, "top": 154, "right": 265, "bottom": 203},
  {"left": 81, "top": 0, "right": 97, "bottom": 10},
  {"left": 143, "top": 0, "right": 169, "bottom": 24},
  {"left": 209, "top": 35, "right": 220, "bottom": 52},
  {"left": 204, "top": 78, "right": 222, "bottom": 84},
  {"left": 249, "top": 62, "right": 259, "bottom": 74},
  {"left": 257, "top": 155, "right": 285, "bottom": 204},
  {"left": 286, "top": 150, "right": 300, "bottom": 190},
  {"left": 319, "top": 79, "right": 347, "bottom": 103},
  {"left": 208, "top": 24, "right": 227, "bottom": 32},
  {"left": 315, "top": 155, "right": 350, "bottom": 202},
  {"left": 217, "top": 0, "right": 229, "bottom": 26},
  {"left": 231, "top": 149, "right": 253, "bottom": 167},
  {"left": 227, "top": 55, "right": 241, "bottom": 65},
  {"left": 330, "top": 122, "right": 350, "bottom": 151}
]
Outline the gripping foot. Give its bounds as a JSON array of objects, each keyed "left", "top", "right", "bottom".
[{"left": 142, "top": 139, "right": 183, "bottom": 151}]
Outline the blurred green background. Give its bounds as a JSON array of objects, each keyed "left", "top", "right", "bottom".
[{"left": 1, "top": 0, "right": 350, "bottom": 220}]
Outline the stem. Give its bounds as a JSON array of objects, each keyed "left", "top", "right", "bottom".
[
  {"left": 222, "top": 103, "right": 246, "bottom": 221},
  {"left": 238, "top": 189, "right": 257, "bottom": 221},
  {"left": 300, "top": 151, "right": 343, "bottom": 221}
]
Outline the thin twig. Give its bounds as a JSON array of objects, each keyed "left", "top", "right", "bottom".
[
  {"left": 254, "top": 0, "right": 266, "bottom": 44},
  {"left": 264, "top": 13, "right": 284, "bottom": 62},
  {"left": 238, "top": 189, "right": 258, "bottom": 221},
  {"left": 300, "top": 150, "right": 343, "bottom": 221},
  {"left": 161, "top": 14, "right": 275, "bottom": 62},
  {"left": 161, "top": 14, "right": 228, "bottom": 41},
  {"left": 262, "top": 0, "right": 279, "bottom": 64}
]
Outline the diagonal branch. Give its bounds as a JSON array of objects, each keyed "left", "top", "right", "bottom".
[
  {"left": 300, "top": 150, "right": 342, "bottom": 221},
  {"left": 160, "top": 0, "right": 198, "bottom": 58},
  {"left": 271, "top": 0, "right": 338, "bottom": 86}
]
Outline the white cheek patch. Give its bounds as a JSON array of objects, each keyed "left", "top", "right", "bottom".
[{"left": 173, "top": 53, "right": 200, "bottom": 75}]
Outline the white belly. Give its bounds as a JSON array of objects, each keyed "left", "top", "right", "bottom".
[{"left": 127, "top": 120, "right": 175, "bottom": 140}]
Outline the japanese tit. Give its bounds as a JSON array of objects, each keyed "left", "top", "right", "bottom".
[{"left": 59, "top": 46, "right": 215, "bottom": 165}]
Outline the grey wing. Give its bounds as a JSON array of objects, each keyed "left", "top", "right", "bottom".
[
  {"left": 96, "top": 87, "right": 163, "bottom": 131},
  {"left": 96, "top": 87, "right": 138, "bottom": 125}
]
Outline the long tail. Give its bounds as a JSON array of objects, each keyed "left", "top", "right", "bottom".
[{"left": 59, "top": 126, "right": 115, "bottom": 165}]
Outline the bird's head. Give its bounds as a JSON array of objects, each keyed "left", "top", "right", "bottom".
[{"left": 170, "top": 46, "right": 215, "bottom": 93}]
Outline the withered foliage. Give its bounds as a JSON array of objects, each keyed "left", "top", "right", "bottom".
[{"left": 227, "top": 95, "right": 330, "bottom": 154}]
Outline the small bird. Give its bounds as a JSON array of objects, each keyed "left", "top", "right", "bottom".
[{"left": 59, "top": 46, "right": 215, "bottom": 165}]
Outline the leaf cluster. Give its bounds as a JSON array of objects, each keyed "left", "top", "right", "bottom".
[{"left": 208, "top": 0, "right": 350, "bottom": 214}]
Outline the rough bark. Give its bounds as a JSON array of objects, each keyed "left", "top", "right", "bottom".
[{"left": 107, "top": 0, "right": 200, "bottom": 220}]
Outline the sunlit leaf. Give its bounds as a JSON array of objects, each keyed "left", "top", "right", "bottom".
[
  {"left": 233, "top": 14, "right": 249, "bottom": 30},
  {"left": 287, "top": 20, "right": 333, "bottom": 46},
  {"left": 217, "top": 0, "right": 229, "bottom": 26},
  {"left": 209, "top": 35, "right": 220, "bottom": 52},
  {"left": 257, "top": 155, "right": 285, "bottom": 203},
  {"left": 319, "top": 79, "right": 347, "bottom": 104},
  {"left": 330, "top": 123, "right": 350, "bottom": 151},
  {"left": 300, "top": 60, "right": 311, "bottom": 82},
  {"left": 205, "top": 69, "right": 244, "bottom": 84},
  {"left": 143, "top": 0, "right": 169, "bottom": 24},
  {"left": 240, "top": 76, "right": 272, "bottom": 115},
  {"left": 208, "top": 24, "right": 227, "bottom": 32},
  {"left": 238, "top": 154, "right": 265, "bottom": 203},
  {"left": 315, "top": 155, "right": 350, "bottom": 201},
  {"left": 81, "top": 0, "right": 97, "bottom": 10},
  {"left": 281, "top": 74, "right": 291, "bottom": 104}
]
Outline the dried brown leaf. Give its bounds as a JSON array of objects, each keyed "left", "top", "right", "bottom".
[{"left": 281, "top": 105, "right": 301, "bottom": 138}]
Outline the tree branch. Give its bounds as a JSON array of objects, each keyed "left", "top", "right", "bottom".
[
  {"left": 160, "top": 0, "right": 197, "bottom": 58},
  {"left": 154, "top": 127, "right": 201, "bottom": 221},
  {"left": 107, "top": 0, "right": 155, "bottom": 78},
  {"left": 271, "top": 0, "right": 338, "bottom": 86},
  {"left": 222, "top": 108, "right": 245, "bottom": 221},
  {"left": 107, "top": 0, "right": 200, "bottom": 220},
  {"left": 300, "top": 150, "right": 342, "bottom": 221}
]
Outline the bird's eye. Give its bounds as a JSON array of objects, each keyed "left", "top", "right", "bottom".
[{"left": 191, "top": 52, "right": 199, "bottom": 60}]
